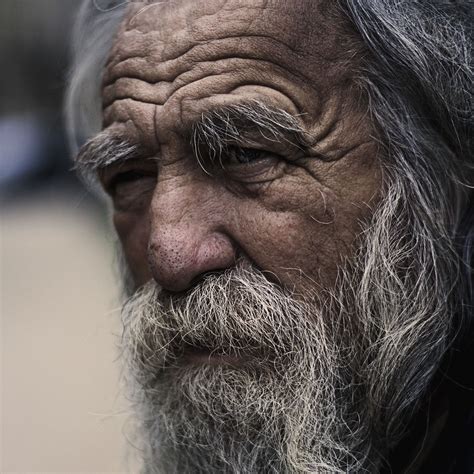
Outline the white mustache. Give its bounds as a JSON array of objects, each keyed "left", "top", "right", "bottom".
[{"left": 121, "top": 261, "right": 333, "bottom": 377}]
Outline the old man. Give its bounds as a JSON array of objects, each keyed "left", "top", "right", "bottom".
[{"left": 67, "top": 0, "right": 473, "bottom": 472}]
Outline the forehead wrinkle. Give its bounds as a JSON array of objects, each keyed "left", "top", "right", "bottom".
[{"left": 106, "top": 0, "right": 350, "bottom": 86}]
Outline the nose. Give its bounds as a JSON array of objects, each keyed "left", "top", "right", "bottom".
[{"left": 147, "top": 186, "right": 236, "bottom": 293}]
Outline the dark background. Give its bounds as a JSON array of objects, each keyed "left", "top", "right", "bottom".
[{"left": 1, "top": 0, "right": 80, "bottom": 198}]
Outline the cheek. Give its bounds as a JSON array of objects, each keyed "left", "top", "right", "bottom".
[
  {"left": 233, "top": 197, "right": 340, "bottom": 291},
  {"left": 232, "top": 180, "right": 376, "bottom": 292},
  {"left": 114, "top": 211, "right": 151, "bottom": 286}
]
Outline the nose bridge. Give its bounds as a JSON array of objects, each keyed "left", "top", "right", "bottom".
[
  {"left": 152, "top": 171, "right": 202, "bottom": 230},
  {"left": 147, "top": 173, "right": 235, "bottom": 292}
]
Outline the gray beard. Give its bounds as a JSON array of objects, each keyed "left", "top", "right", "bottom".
[
  {"left": 121, "top": 262, "right": 356, "bottom": 473},
  {"left": 120, "top": 247, "right": 452, "bottom": 473}
]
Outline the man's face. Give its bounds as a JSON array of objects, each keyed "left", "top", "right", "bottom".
[
  {"left": 100, "top": 0, "right": 380, "bottom": 294},
  {"left": 82, "top": 2, "right": 456, "bottom": 471}
]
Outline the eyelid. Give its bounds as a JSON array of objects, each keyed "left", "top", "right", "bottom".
[
  {"left": 230, "top": 139, "right": 306, "bottom": 162},
  {"left": 99, "top": 158, "right": 158, "bottom": 193},
  {"left": 224, "top": 146, "right": 268, "bottom": 165},
  {"left": 109, "top": 170, "right": 151, "bottom": 191}
]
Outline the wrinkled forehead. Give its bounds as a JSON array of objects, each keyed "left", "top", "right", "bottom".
[
  {"left": 101, "top": 0, "right": 365, "bottom": 150},
  {"left": 107, "top": 0, "right": 360, "bottom": 78}
]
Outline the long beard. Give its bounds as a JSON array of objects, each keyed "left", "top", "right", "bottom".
[
  {"left": 122, "top": 263, "right": 359, "bottom": 473},
  {"left": 119, "top": 183, "right": 456, "bottom": 473}
]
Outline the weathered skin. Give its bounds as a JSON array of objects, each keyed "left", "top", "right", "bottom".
[{"left": 100, "top": 0, "right": 381, "bottom": 294}]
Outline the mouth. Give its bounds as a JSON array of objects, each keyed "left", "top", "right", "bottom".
[{"left": 181, "top": 345, "right": 244, "bottom": 367}]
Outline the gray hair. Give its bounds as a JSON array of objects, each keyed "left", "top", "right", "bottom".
[
  {"left": 340, "top": 0, "right": 473, "bottom": 355},
  {"left": 65, "top": 0, "right": 128, "bottom": 153},
  {"left": 337, "top": 0, "right": 473, "bottom": 450}
]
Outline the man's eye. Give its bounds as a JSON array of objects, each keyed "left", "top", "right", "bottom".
[
  {"left": 109, "top": 170, "right": 151, "bottom": 194},
  {"left": 226, "top": 147, "right": 266, "bottom": 165},
  {"left": 103, "top": 169, "right": 157, "bottom": 211},
  {"left": 214, "top": 145, "right": 285, "bottom": 187}
]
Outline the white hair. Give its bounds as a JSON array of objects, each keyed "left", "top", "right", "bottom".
[{"left": 65, "top": 0, "right": 128, "bottom": 153}]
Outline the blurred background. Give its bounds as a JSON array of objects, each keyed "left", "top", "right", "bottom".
[{"left": 1, "top": 1, "right": 132, "bottom": 472}]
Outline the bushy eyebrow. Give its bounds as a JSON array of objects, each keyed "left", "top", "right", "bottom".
[
  {"left": 74, "top": 131, "right": 140, "bottom": 186},
  {"left": 192, "top": 100, "right": 309, "bottom": 162},
  {"left": 74, "top": 100, "right": 308, "bottom": 185}
]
